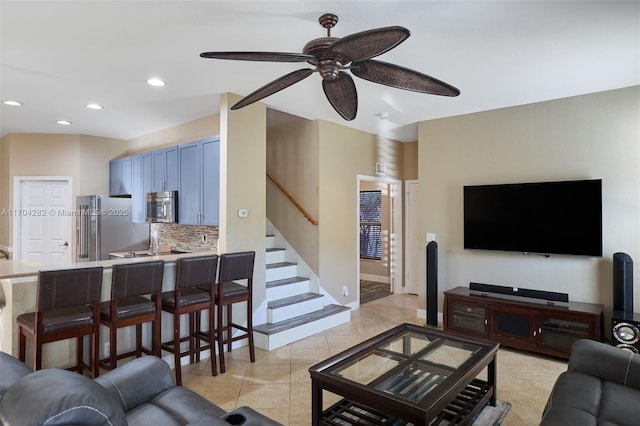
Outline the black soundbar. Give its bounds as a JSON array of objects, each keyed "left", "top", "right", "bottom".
[{"left": 469, "top": 282, "right": 569, "bottom": 303}]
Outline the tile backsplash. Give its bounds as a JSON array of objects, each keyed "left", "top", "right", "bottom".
[{"left": 151, "top": 223, "right": 219, "bottom": 253}]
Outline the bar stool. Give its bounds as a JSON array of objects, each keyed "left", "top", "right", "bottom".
[
  {"left": 160, "top": 255, "right": 218, "bottom": 385},
  {"left": 17, "top": 266, "right": 103, "bottom": 377},
  {"left": 99, "top": 260, "right": 164, "bottom": 370},
  {"left": 215, "top": 251, "right": 256, "bottom": 373}
]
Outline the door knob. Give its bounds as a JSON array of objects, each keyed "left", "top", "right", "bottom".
[{"left": 60, "top": 241, "right": 69, "bottom": 247}]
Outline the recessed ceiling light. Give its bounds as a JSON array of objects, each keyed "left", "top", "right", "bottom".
[
  {"left": 2, "top": 100, "right": 22, "bottom": 106},
  {"left": 146, "top": 78, "right": 166, "bottom": 87},
  {"left": 56, "top": 120, "right": 72, "bottom": 126},
  {"left": 86, "top": 103, "right": 103, "bottom": 110}
]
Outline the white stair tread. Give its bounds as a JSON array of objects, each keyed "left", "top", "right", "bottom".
[
  {"left": 254, "top": 305, "right": 350, "bottom": 335},
  {"left": 268, "top": 292, "right": 323, "bottom": 309},
  {"left": 266, "top": 276, "right": 309, "bottom": 288}
]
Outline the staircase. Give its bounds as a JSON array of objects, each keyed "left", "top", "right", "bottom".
[{"left": 254, "top": 235, "right": 351, "bottom": 350}]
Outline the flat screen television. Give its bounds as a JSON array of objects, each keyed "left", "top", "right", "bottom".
[{"left": 464, "top": 179, "right": 602, "bottom": 257}]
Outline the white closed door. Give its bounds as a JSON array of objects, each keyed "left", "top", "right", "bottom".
[{"left": 20, "top": 180, "right": 71, "bottom": 265}]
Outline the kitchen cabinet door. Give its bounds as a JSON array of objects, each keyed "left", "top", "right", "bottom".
[
  {"left": 151, "top": 146, "right": 178, "bottom": 192},
  {"left": 177, "top": 137, "right": 220, "bottom": 225},
  {"left": 109, "top": 156, "right": 132, "bottom": 196},
  {"left": 200, "top": 137, "right": 220, "bottom": 225},
  {"left": 131, "top": 152, "right": 151, "bottom": 223},
  {"left": 178, "top": 141, "right": 200, "bottom": 224}
]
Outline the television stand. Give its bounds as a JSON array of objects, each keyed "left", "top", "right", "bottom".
[{"left": 443, "top": 286, "right": 604, "bottom": 359}]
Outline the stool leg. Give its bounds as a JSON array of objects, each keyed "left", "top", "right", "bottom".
[
  {"left": 135, "top": 324, "right": 142, "bottom": 357},
  {"left": 194, "top": 311, "right": 201, "bottom": 363},
  {"left": 208, "top": 305, "right": 217, "bottom": 376},
  {"left": 173, "top": 311, "right": 182, "bottom": 386},
  {"left": 217, "top": 303, "right": 226, "bottom": 373},
  {"left": 247, "top": 299, "right": 255, "bottom": 363},
  {"left": 110, "top": 322, "right": 118, "bottom": 369},
  {"left": 19, "top": 328, "right": 26, "bottom": 362},
  {"left": 189, "top": 312, "right": 196, "bottom": 364},
  {"left": 227, "top": 304, "right": 233, "bottom": 353},
  {"left": 35, "top": 336, "right": 42, "bottom": 371},
  {"left": 153, "top": 307, "right": 161, "bottom": 357},
  {"left": 76, "top": 335, "right": 83, "bottom": 374}
]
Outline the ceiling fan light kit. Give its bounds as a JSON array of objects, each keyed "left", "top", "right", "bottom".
[{"left": 200, "top": 13, "right": 460, "bottom": 121}]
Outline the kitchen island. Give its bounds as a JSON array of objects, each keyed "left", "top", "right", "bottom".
[{"left": 0, "top": 251, "right": 214, "bottom": 370}]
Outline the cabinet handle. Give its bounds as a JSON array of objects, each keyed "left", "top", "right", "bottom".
[
  {"left": 484, "top": 319, "right": 488, "bottom": 325},
  {"left": 539, "top": 327, "right": 542, "bottom": 334},
  {"left": 533, "top": 330, "right": 537, "bottom": 336}
]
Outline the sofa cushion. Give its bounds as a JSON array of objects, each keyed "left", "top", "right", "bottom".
[
  {"left": 540, "top": 371, "right": 601, "bottom": 426},
  {"left": 0, "top": 368, "right": 126, "bottom": 425},
  {"left": 126, "top": 402, "right": 184, "bottom": 426},
  {"left": 0, "top": 351, "right": 33, "bottom": 397},
  {"left": 598, "top": 381, "right": 640, "bottom": 426},
  {"left": 151, "top": 386, "right": 227, "bottom": 423}
]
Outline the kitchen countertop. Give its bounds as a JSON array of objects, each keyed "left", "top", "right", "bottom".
[{"left": 0, "top": 251, "right": 214, "bottom": 280}]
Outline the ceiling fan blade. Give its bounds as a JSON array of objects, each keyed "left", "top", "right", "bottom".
[
  {"left": 351, "top": 59, "right": 460, "bottom": 96},
  {"left": 231, "top": 68, "right": 314, "bottom": 110},
  {"left": 329, "top": 26, "right": 410, "bottom": 62},
  {"left": 322, "top": 73, "right": 358, "bottom": 120},
  {"left": 200, "top": 51, "right": 314, "bottom": 62}
]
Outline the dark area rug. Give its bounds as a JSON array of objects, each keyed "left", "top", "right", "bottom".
[{"left": 360, "top": 280, "right": 391, "bottom": 304}]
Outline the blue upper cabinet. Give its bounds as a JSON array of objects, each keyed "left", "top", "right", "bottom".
[
  {"left": 200, "top": 138, "right": 220, "bottom": 226},
  {"left": 131, "top": 152, "right": 152, "bottom": 223},
  {"left": 178, "top": 141, "right": 200, "bottom": 224},
  {"left": 109, "top": 156, "right": 132, "bottom": 196},
  {"left": 151, "top": 146, "right": 179, "bottom": 192},
  {"left": 178, "top": 136, "right": 220, "bottom": 225}
]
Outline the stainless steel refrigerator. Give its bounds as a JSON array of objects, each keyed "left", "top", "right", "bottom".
[{"left": 76, "top": 195, "right": 150, "bottom": 261}]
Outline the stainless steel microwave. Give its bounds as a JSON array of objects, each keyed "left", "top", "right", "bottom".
[{"left": 146, "top": 191, "right": 177, "bottom": 223}]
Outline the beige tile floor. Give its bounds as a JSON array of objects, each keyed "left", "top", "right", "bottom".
[{"left": 181, "top": 294, "right": 568, "bottom": 425}]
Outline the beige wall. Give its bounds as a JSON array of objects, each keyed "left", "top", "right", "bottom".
[
  {"left": 0, "top": 133, "right": 126, "bottom": 249},
  {"left": 266, "top": 110, "right": 320, "bottom": 274},
  {"left": 403, "top": 141, "right": 418, "bottom": 180},
  {"left": 127, "top": 114, "right": 220, "bottom": 155},
  {"left": 318, "top": 121, "right": 404, "bottom": 303},
  {"left": 220, "top": 93, "right": 267, "bottom": 305},
  {"left": 418, "top": 86, "right": 640, "bottom": 321}
]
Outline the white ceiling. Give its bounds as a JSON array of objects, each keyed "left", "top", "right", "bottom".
[{"left": 1, "top": 1, "right": 638, "bottom": 142}]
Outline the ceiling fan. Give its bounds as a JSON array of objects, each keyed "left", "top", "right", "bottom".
[{"left": 200, "top": 13, "right": 460, "bottom": 121}]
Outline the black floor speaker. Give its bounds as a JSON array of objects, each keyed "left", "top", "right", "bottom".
[
  {"left": 613, "top": 252, "right": 633, "bottom": 313},
  {"left": 611, "top": 311, "right": 640, "bottom": 353},
  {"left": 426, "top": 241, "right": 438, "bottom": 327}
]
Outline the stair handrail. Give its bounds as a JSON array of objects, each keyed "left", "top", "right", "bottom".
[{"left": 266, "top": 170, "right": 318, "bottom": 225}]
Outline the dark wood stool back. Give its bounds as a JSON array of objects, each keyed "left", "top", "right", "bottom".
[
  {"left": 100, "top": 260, "right": 164, "bottom": 370},
  {"left": 17, "top": 266, "right": 104, "bottom": 377}
]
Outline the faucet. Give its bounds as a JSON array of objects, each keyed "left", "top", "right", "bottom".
[{"left": 149, "top": 236, "right": 159, "bottom": 255}]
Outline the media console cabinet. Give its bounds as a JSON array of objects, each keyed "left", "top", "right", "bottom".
[{"left": 443, "top": 286, "right": 604, "bottom": 359}]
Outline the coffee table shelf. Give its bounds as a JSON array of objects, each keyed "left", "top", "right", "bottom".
[
  {"left": 309, "top": 323, "right": 499, "bottom": 426},
  {"left": 320, "top": 378, "right": 491, "bottom": 425}
]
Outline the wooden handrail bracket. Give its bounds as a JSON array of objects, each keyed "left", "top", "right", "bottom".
[{"left": 267, "top": 171, "right": 318, "bottom": 225}]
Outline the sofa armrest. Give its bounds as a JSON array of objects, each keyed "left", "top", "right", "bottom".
[
  {"left": 568, "top": 339, "right": 640, "bottom": 390},
  {"left": 95, "top": 355, "right": 176, "bottom": 412},
  {"left": 0, "top": 369, "right": 126, "bottom": 425},
  {"left": 0, "top": 351, "right": 33, "bottom": 397}
]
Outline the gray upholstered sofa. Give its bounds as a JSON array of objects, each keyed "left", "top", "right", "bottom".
[
  {"left": 541, "top": 339, "right": 640, "bottom": 426},
  {"left": 0, "top": 351, "right": 282, "bottom": 425}
]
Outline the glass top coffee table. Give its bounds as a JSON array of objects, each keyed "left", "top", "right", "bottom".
[{"left": 309, "top": 323, "right": 499, "bottom": 425}]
